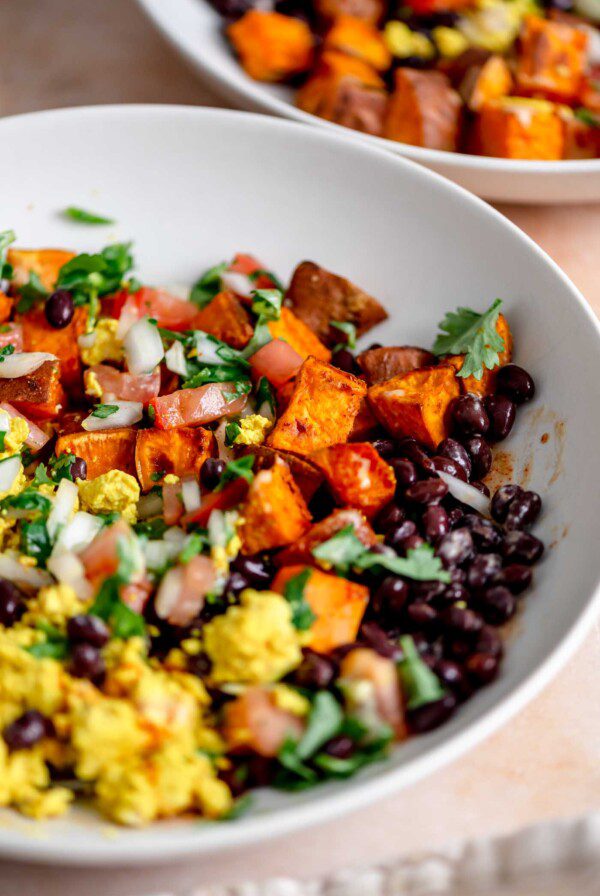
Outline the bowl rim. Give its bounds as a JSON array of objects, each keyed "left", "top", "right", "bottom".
[
  {"left": 0, "top": 103, "right": 599, "bottom": 865},
  {"left": 136, "top": 0, "right": 600, "bottom": 179}
]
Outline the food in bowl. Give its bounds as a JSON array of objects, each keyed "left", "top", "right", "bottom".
[
  {"left": 217, "top": 0, "right": 600, "bottom": 159},
  {"left": 0, "top": 229, "right": 544, "bottom": 826}
]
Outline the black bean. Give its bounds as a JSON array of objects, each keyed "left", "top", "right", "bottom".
[
  {"left": 209, "top": 0, "right": 252, "bottom": 17},
  {"left": 360, "top": 622, "right": 401, "bottom": 659},
  {"left": 70, "top": 456, "right": 87, "bottom": 481},
  {"left": 474, "top": 625, "right": 504, "bottom": 658},
  {"left": 441, "top": 582, "right": 469, "bottom": 605},
  {"left": 200, "top": 457, "right": 226, "bottom": 491},
  {"left": 224, "top": 571, "right": 248, "bottom": 597},
  {"left": 462, "top": 435, "right": 492, "bottom": 479},
  {"left": 187, "top": 652, "right": 212, "bottom": 678},
  {"left": 470, "top": 481, "right": 490, "bottom": 497},
  {"left": 496, "top": 364, "right": 535, "bottom": 404},
  {"left": 452, "top": 394, "right": 489, "bottom": 437},
  {"left": 466, "top": 553, "right": 502, "bottom": 590},
  {"left": 0, "top": 579, "right": 25, "bottom": 627},
  {"left": 390, "top": 458, "right": 417, "bottom": 489},
  {"left": 232, "top": 554, "right": 272, "bottom": 588},
  {"left": 465, "top": 652, "right": 499, "bottom": 685},
  {"left": 400, "top": 534, "right": 425, "bottom": 554},
  {"left": 436, "top": 528, "right": 474, "bottom": 567},
  {"left": 411, "top": 580, "right": 447, "bottom": 603},
  {"left": 44, "top": 289, "right": 74, "bottom": 329},
  {"left": 406, "top": 602, "right": 438, "bottom": 629},
  {"left": 323, "top": 735, "right": 354, "bottom": 759},
  {"left": 437, "top": 438, "right": 472, "bottom": 480},
  {"left": 440, "top": 605, "right": 483, "bottom": 634},
  {"left": 485, "top": 394, "right": 516, "bottom": 442},
  {"left": 446, "top": 637, "right": 472, "bottom": 661},
  {"left": 461, "top": 514, "right": 502, "bottom": 551},
  {"left": 67, "top": 614, "right": 110, "bottom": 648},
  {"left": 495, "top": 563, "right": 532, "bottom": 595},
  {"left": 274, "top": 0, "right": 314, "bottom": 20},
  {"left": 431, "top": 455, "right": 467, "bottom": 481},
  {"left": 501, "top": 530, "right": 544, "bottom": 565},
  {"left": 3, "top": 710, "right": 52, "bottom": 751},
  {"left": 422, "top": 505, "right": 449, "bottom": 544},
  {"left": 331, "top": 348, "right": 358, "bottom": 374},
  {"left": 385, "top": 519, "right": 417, "bottom": 549},
  {"left": 69, "top": 643, "right": 106, "bottom": 682},
  {"left": 491, "top": 484, "right": 523, "bottom": 523},
  {"left": 479, "top": 585, "right": 516, "bottom": 625},
  {"left": 292, "top": 648, "right": 337, "bottom": 689},
  {"left": 505, "top": 490, "right": 542, "bottom": 531},
  {"left": 447, "top": 508, "right": 465, "bottom": 529},
  {"left": 408, "top": 693, "right": 457, "bottom": 733},
  {"left": 435, "top": 659, "right": 470, "bottom": 699},
  {"left": 376, "top": 502, "right": 405, "bottom": 533},
  {"left": 395, "top": 438, "right": 435, "bottom": 473},
  {"left": 372, "top": 576, "right": 409, "bottom": 616},
  {"left": 405, "top": 479, "right": 448, "bottom": 505},
  {"left": 372, "top": 438, "right": 396, "bottom": 459},
  {"left": 449, "top": 567, "right": 467, "bottom": 585}
]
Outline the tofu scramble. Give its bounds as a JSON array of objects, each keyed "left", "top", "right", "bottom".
[{"left": 0, "top": 233, "right": 544, "bottom": 826}]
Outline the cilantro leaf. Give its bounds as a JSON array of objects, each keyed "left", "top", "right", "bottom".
[
  {"left": 0, "top": 488, "right": 52, "bottom": 515},
  {"left": 134, "top": 517, "right": 168, "bottom": 539},
  {"left": 295, "top": 691, "right": 343, "bottom": 760},
  {"left": 225, "top": 421, "right": 242, "bottom": 446},
  {"left": 0, "top": 345, "right": 15, "bottom": 363},
  {"left": 251, "top": 289, "right": 282, "bottom": 321},
  {"left": 249, "top": 268, "right": 284, "bottom": 290},
  {"left": 20, "top": 518, "right": 52, "bottom": 566},
  {"left": 55, "top": 243, "right": 133, "bottom": 330},
  {"left": 92, "top": 404, "right": 119, "bottom": 419},
  {"left": 283, "top": 568, "right": 317, "bottom": 631},
  {"left": 255, "top": 376, "right": 275, "bottom": 418},
  {"left": 63, "top": 206, "right": 115, "bottom": 225},
  {"left": 432, "top": 299, "right": 504, "bottom": 381},
  {"left": 179, "top": 530, "right": 209, "bottom": 564},
  {"left": 222, "top": 380, "right": 251, "bottom": 403},
  {"left": 240, "top": 315, "right": 273, "bottom": 360},
  {"left": 0, "top": 431, "right": 5, "bottom": 452},
  {"left": 32, "top": 463, "right": 53, "bottom": 486},
  {"left": 15, "top": 271, "right": 48, "bottom": 314},
  {"left": 48, "top": 452, "right": 77, "bottom": 483},
  {"left": 215, "top": 455, "right": 255, "bottom": 491},
  {"left": 88, "top": 536, "right": 146, "bottom": 639},
  {"left": 190, "top": 261, "right": 227, "bottom": 308},
  {"left": 26, "top": 621, "right": 69, "bottom": 660},
  {"left": 397, "top": 635, "right": 446, "bottom": 710},
  {"left": 330, "top": 320, "right": 357, "bottom": 351},
  {"left": 311, "top": 525, "right": 367, "bottom": 574}
]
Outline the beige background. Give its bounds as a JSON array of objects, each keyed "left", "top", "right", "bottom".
[{"left": 0, "top": 0, "right": 599, "bottom": 891}]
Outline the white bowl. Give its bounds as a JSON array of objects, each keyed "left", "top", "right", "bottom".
[
  {"left": 0, "top": 105, "right": 599, "bottom": 865},
  {"left": 136, "top": 0, "right": 600, "bottom": 204}
]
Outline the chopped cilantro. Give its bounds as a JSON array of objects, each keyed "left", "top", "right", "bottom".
[
  {"left": 0, "top": 488, "right": 52, "bottom": 515},
  {"left": 240, "top": 316, "right": 273, "bottom": 360},
  {"left": 250, "top": 288, "right": 282, "bottom": 321},
  {"left": 26, "top": 622, "right": 69, "bottom": 660},
  {"left": 0, "top": 230, "right": 15, "bottom": 281},
  {"left": 225, "top": 421, "right": 242, "bottom": 446},
  {"left": 283, "top": 568, "right": 316, "bottom": 631},
  {"left": 0, "top": 345, "right": 14, "bottom": 363},
  {"left": 216, "top": 455, "right": 255, "bottom": 491},
  {"left": 397, "top": 635, "right": 446, "bottom": 710},
  {"left": 255, "top": 376, "right": 275, "bottom": 417},
  {"left": 55, "top": 242, "right": 133, "bottom": 330},
  {"left": 179, "top": 530, "right": 209, "bottom": 564},
  {"left": 88, "top": 536, "right": 146, "bottom": 639},
  {"left": 222, "top": 380, "right": 251, "bottom": 403},
  {"left": 32, "top": 463, "right": 53, "bottom": 486},
  {"left": 92, "top": 404, "right": 119, "bottom": 419},
  {"left": 15, "top": 271, "right": 48, "bottom": 314},
  {"left": 330, "top": 320, "right": 357, "bottom": 351},
  {"left": 575, "top": 108, "right": 600, "bottom": 128},
  {"left": 48, "top": 452, "right": 77, "bottom": 483},
  {"left": 150, "top": 470, "right": 166, "bottom": 482},
  {"left": 190, "top": 261, "right": 227, "bottom": 308},
  {"left": 134, "top": 517, "right": 168, "bottom": 539},
  {"left": 0, "top": 431, "right": 5, "bottom": 452},
  {"left": 249, "top": 267, "right": 284, "bottom": 290},
  {"left": 432, "top": 299, "right": 505, "bottom": 381},
  {"left": 20, "top": 518, "right": 52, "bottom": 566},
  {"left": 63, "top": 206, "right": 115, "bottom": 225}
]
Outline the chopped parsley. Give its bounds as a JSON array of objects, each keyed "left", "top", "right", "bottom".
[
  {"left": 63, "top": 206, "right": 115, "bottom": 225},
  {"left": 432, "top": 299, "right": 505, "bottom": 381}
]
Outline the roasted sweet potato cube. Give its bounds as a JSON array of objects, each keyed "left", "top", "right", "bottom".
[
  {"left": 561, "top": 110, "right": 600, "bottom": 159},
  {"left": 310, "top": 442, "right": 396, "bottom": 518},
  {"left": 241, "top": 445, "right": 323, "bottom": 502},
  {"left": 18, "top": 306, "right": 87, "bottom": 393},
  {"left": 516, "top": 16, "right": 588, "bottom": 103},
  {"left": 268, "top": 307, "right": 331, "bottom": 363},
  {"left": 445, "top": 313, "right": 513, "bottom": 396},
  {"left": 0, "top": 360, "right": 66, "bottom": 420},
  {"left": 460, "top": 55, "right": 513, "bottom": 112},
  {"left": 228, "top": 10, "right": 314, "bottom": 82},
  {"left": 0, "top": 293, "right": 13, "bottom": 324},
  {"left": 357, "top": 345, "right": 434, "bottom": 385},
  {"left": 135, "top": 427, "right": 215, "bottom": 491},
  {"left": 239, "top": 457, "right": 312, "bottom": 554},
  {"left": 272, "top": 565, "right": 369, "bottom": 653},
  {"left": 191, "top": 290, "right": 253, "bottom": 349},
  {"left": 298, "top": 70, "right": 387, "bottom": 135},
  {"left": 368, "top": 366, "right": 459, "bottom": 450},
  {"left": 275, "top": 507, "right": 377, "bottom": 566},
  {"left": 579, "top": 67, "right": 600, "bottom": 115},
  {"left": 325, "top": 16, "right": 391, "bottom": 70},
  {"left": 267, "top": 357, "right": 367, "bottom": 456},
  {"left": 475, "top": 97, "right": 564, "bottom": 159},
  {"left": 315, "top": 0, "right": 385, "bottom": 25},
  {"left": 384, "top": 68, "right": 462, "bottom": 150},
  {"left": 55, "top": 428, "right": 137, "bottom": 479},
  {"left": 349, "top": 396, "right": 379, "bottom": 439},
  {"left": 7, "top": 248, "right": 75, "bottom": 292},
  {"left": 286, "top": 260, "right": 387, "bottom": 346}
]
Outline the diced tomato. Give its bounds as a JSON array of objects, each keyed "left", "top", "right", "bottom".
[
  {"left": 114, "top": 287, "right": 199, "bottom": 333},
  {"left": 121, "top": 576, "right": 153, "bottom": 614},
  {"left": 249, "top": 338, "right": 303, "bottom": 388},
  {"left": 180, "top": 476, "right": 249, "bottom": 528},
  {"left": 229, "top": 254, "right": 278, "bottom": 289},
  {"left": 340, "top": 648, "right": 407, "bottom": 739},
  {"left": 79, "top": 520, "right": 133, "bottom": 580},
  {"left": 89, "top": 364, "right": 160, "bottom": 404},
  {"left": 155, "top": 556, "right": 217, "bottom": 627},
  {"left": 149, "top": 382, "right": 248, "bottom": 430},
  {"left": 222, "top": 687, "right": 304, "bottom": 757},
  {"left": 163, "top": 480, "right": 183, "bottom": 526},
  {"left": 0, "top": 323, "right": 23, "bottom": 353}
]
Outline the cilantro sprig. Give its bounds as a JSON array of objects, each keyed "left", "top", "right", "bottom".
[
  {"left": 432, "top": 299, "right": 505, "bottom": 381},
  {"left": 55, "top": 242, "right": 134, "bottom": 331},
  {"left": 63, "top": 206, "right": 115, "bottom": 225}
]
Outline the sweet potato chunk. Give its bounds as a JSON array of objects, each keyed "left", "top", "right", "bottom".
[
  {"left": 368, "top": 365, "right": 459, "bottom": 450},
  {"left": 357, "top": 345, "right": 434, "bottom": 385},
  {"left": 239, "top": 457, "right": 312, "bottom": 554},
  {"left": 349, "top": 396, "right": 379, "bottom": 439},
  {"left": 315, "top": 0, "right": 385, "bottom": 25},
  {"left": 286, "top": 261, "right": 387, "bottom": 347},
  {"left": 325, "top": 16, "right": 391, "bottom": 70},
  {"left": 55, "top": 428, "right": 137, "bottom": 479},
  {"left": 272, "top": 565, "right": 369, "bottom": 653},
  {"left": 0, "top": 360, "right": 66, "bottom": 420},
  {"left": 275, "top": 507, "right": 377, "bottom": 566},
  {"left": 191, "top": 291, "right": 253, "bottom": 349},
  {"left": 310, "top": 442, "right": 395, "bottom": 519},
  {"left": 7, "top": 248, "right": 75, "bottom": 292},
  {"left": 135, "top": 427, "right": 215, "bottom": 491},
  {"left": 384, "top": 68, "right": 462, "bottom": 150},
  {"left": 0, "top": 293, "right": 13, "bottom": 324},
  {"left": 267, "top": 357, "right": 367, "bottom": 456},
  {"left": 18, "top": 306, "right": 87, "bottom": 393},
  {"left": 516, "top": 16, "right": 588, "bottom": 103},
  {"left": 241, "top": 445, "right": 323, "bottom": 502},
  {"left": 228, "top": 10, "right": 314, "bottom": 82},
  {"left": 445, "top": 313, "right": 513, "bottom": 396},
  {"left": 269, "top": 307, "right": 331, "bottom": 363},
  {"left": 460, "top": 55, "right": 513, "bottom": 112},
  {"left": 475, "top": 97, "right": 564, "bottom": 159}
]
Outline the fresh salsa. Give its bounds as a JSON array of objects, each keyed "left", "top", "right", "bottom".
[{"left": 0, "top": 227, "right": 543, "bottom": 826}]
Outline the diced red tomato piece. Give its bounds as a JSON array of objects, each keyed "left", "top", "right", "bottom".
[
  {"left": 163, "top": 480, "right": 184, "bottom": 526},
  {"left": 249, "top": 338, "right": 303, "bottom": 388},
  {"left": 89, "top": 364, "right": 160, "bottom": 404},
  {"left": 79, "top": 520, "right": 133, "bottom": 581},
  {"left": 180, "top": 476, "right": 250, "bottom": 528},
  {"left": 112, "top": 287, "right": 199, "bottom": 332},
  {"left": 229, "top": 254, "right": 278, "bottom": 289},
  {"left": 0, "top": 323, "right": 23, "bottom": 353},
  {"left": 222, "top": 687, "right": 304, "bottom": 757},
  {"left": 155, "top": 556, "right": 217, "bottom": 627},
  {"left": 149, "top": 382, "right": 248, "bottom": 430}
]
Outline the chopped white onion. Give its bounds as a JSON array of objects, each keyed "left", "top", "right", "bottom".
[
  {"left": 194, "top": 332, "right": 224, "bottom": 365},
  {"left": 0, "top": 352, "right": 56, "bottom": 379},
  {"left": 81, "top": 400, "right": 143, "bottom": 431},
  {"left": 0, "top": 553, "right": 52, "bottom": 589},
  {"left": 154, "top": 566, "right": 184, "bottom": 620},
  {"left": 165, "top": 340, "right": 188, "bottom": 377},
  {"left": 116, "top": 300, "right": 140, "bottom": 340},
  {"left": 124, "top": 317, "right": 164, "bottom": 375},
  {"left": 137, "top": 491, "right": 164, "bottom": 520},
  {"left": 181, "top": 478, "right": 201, "bottom": 514},
  {"left": 0, "top": 411, "right": 9, "bottom": 433},
  {"left": 214, "top": 420, "right": 235, "bottom": 462},
  {"left": 47, "top": 550, "right": 92, "bottom": 601},
  {"left": 142, "top": 539, "right": 180, "bottom": 571},
  {"left": 54, "top": 511, "right": 103, "bottom": 554},
  {"left": 47, "top": 479, "right": 79, "bottom": 542},
  {"left": 220, "top": 270, "right": 255, "bottom": 299},
  {"left": 78, "top": 332, "right": 97, "bottom": 349},
  {"left": 0, "top": 455, "right": 21, "bottom": 493},
  {"left": 436, "top": 470, "right": 491, "bottom": 517},
  {"left": 163, "top": 526, "right": 187, "bottom": 549}
]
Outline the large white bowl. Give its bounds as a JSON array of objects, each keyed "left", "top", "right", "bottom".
[
  {"left": 137, "top": 0, "right": 600, "bottom": 204},
  {"left": 0, "top": 105, "right": 599, "bottom": 865}
]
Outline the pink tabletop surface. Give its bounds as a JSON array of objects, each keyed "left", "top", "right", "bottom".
[{"left": 1, "top": 1, "right": 600, "bottom": 890}]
